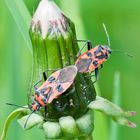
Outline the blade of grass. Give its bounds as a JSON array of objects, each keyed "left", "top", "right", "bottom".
[
  {"left": 4, "top": 0, "right": 32, "bottom": 53},
  {"left": 93, "top": 84, "right": 109, "bottom": 140},
  {"left": 109, "top": 71, "right": 121, "bottom": 140}
]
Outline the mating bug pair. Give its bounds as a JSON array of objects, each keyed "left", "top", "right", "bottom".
[
  {"left": 28, "top": 24, "right": 112, "bottom": 112},
  {"left": 7, "top": 24, "right": 132, "bottom": 128}
]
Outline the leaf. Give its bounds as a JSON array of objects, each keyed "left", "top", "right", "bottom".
[
  {"left": 0, "top": 108, "right": 28, "bottom": 140},
  {"left": 23, "top": 0, "right": 40, "bottom": 16},
  {"left": 4, "top": 0, "right": 32, "bottom": 53},
  {"left": 88, "top": 96, "right": 136, "bottom": 128}
]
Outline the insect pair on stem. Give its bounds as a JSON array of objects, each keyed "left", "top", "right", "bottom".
[{"left": 7, "top": 23, "right": 132, "bottom": 128}]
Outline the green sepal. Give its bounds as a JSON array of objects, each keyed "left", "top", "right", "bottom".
[
  {"left": 1, "top": 107, "right": 29, "bottom": 140},
  {"left": 59, "top": 116, "right": 80, "bottom": 138},
  {"left": 76, "top": 112, "right": 94, "bottom": 137},
  {"left": 43, "top": 122, "right": 62, "bottom": 139},
  {"left": 17, "top": 113, "right": 44, "bottom": 130}
]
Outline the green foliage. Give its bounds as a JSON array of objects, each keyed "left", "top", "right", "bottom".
[
  {"left": 23, "top": 0, "right": 40, "bottom": 15},
  {"left": 5, "top": 0, "right": 32, "bottom": 53},
  {"left": 0, "top": 0, "right": 139, "bottom": 140}
]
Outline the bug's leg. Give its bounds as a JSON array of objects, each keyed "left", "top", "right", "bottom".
[
  {"left": 44, "top": 69, "right": 60, "bottom": 74},
  {"left": 34, "top": 79, "right": 42, "bottom": 90},
  {"left": 84, "top": 71, "right": 95, "bottom": 78},
  {"left": 83, "top": 68, "right": 98, "bottom": 90},
  {"left": 34, "top": 69, "right": 50, "bottom": 89},
  {"left": 77, "top": 40, "right": 92, "bottom": 50},
  {"left": 99, "top": 64, "right": 103, "bottom": 70},
  {"left": 43, "top": 68, "right": 60, "bottom": 80},
  {"left": 76, "top": 40, "right": 93, "bottom": 57},
  {"left": 34, "top": 71, "right": 48, "bottom": 89},
  {"left": 43, "top": 72, "right": 47, "bottom": 81},
  {"left": 44, "top": 106, "right": 47, "bottom": 118}
]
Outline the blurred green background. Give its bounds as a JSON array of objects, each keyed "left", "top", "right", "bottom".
[{"left": 0, "top": 0, "right": 139, "bottom": 140}]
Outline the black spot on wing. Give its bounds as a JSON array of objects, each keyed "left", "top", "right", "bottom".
[
  {"left": 39, "top": 87, "right": 47, "bottom": 93},
  {"left": 41, "top": 98, "right": 47, "bottom": 104},
  {"left": 86, "top": 52, "right": 92, "bottom": 57},
  {"left": 93, "top": 61, "right": 98, "bottom": 67},
  {"left": 56, "top": 84, "right": 64, "bottom": 92},
  {"left": 48, "top": 76, "right": 55, "bottom": 83},
  {"left": 96, "top": 54, "right": 105, "bottom": 59},
  {"left": 94, "top": 45, "right": 102, "bottom": 56}
]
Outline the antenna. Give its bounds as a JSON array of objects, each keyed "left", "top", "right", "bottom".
[
  {"left": 102, "top": 23, "right": 111, "bottom": 47},
  {"left": 102, "top": 23, "right": 133, "bottom": 58},
  {"left": 24, "top": 110, "right": 35, "bottom": 128},
  {"left": 112, "top": 50, "right": 133, "bottom": 58},
  {"left": 6, "top": 103, "right": 29, "bottom": 109}
]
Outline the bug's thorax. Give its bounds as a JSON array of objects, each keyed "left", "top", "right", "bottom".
[
  {"left": 31, "top": 99, "right": 41, "bottom": 111},
  {"left": 94, "top": 45, "right": 111, "bottom": 58}
]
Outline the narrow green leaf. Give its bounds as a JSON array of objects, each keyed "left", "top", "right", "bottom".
[
  {"left": 23, "top": 0, "right": 40, "bottom": 16},
  {"left": 1, "top": 108, "right": 29, "bottom": 140},
  {"left": 109, "top": 71, "right": 121, "bottom": 140},
  {"left": 4, "top": 0, "right": 32, "bottom": 53}
]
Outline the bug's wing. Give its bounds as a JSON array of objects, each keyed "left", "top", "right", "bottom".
[
  {"left": 47, "top": 82, "right": 73, "bottom": 103},
  {"left": 75, "top": 58, "right": 92, "bottom": 73},
  {"left": 38, "top": 70, "right": 60, "bottom": 89},
  {"left": 58, "top": 65, "right": 77, "bottom": 83}
]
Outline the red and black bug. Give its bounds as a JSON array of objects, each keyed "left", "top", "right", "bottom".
[
  {"left": 31, "top": 65, "right": 77, "bottom": 112},
  {"left": 7, "top": 65, "right": 78, "bottom": 128},
  {"left": 75, "top": 23, "right": 132, "bottom": 89}
]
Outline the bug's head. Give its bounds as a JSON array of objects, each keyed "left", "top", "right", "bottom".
[
  {"left": 30, "top": 99, "right": 41, "bottom": 111},
  {"left": 98, "top": 45, "right": 112, "bottom": 61},
  {"left": 101, "top": 45, "right": 112, "bottom": 59},
  {"left": 104, "top": 45, "right": 112, "bottom": 54}
]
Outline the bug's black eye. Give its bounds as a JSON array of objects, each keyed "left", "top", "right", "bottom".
[
  {"left": 108, "top": 50, "right": 112, "bottom": 54},
  {"left": 48, "top": 76, "right": 55, "bottom": 83}
]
